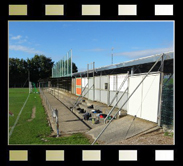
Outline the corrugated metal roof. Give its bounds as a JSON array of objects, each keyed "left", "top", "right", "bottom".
[{"left": 72, "top": 52, "right": 173, "bottom": 76}]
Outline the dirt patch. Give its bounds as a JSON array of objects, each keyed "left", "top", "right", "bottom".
[
  {"left": 27, "top": 106, "right": 36, "bottom": 122},
  {"left": 82, "top": 133, "right": 105, "bottom": 144},
  {"left": 82, "top": 133, "right": 94, "bottom": 144},
  {"left": 107, "top": 128, "right": 173, "bottom": 145},
  {"left": 31, "top": 107, "right": 36, "bottom": 119},
  {"left": 84, "top": 128, "right": 173, "bottom": 145},
  {"left": 48, "top": 131, "right": 75, "bottom": 138}
]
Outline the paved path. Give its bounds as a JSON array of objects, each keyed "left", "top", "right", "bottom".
[
  {"left": 86, "top": 115, "right": 157, "bottom": 144},
  {"left": 41, "top": 88, "right": 158, "bottom": 145},
  {"left": 42, "top": 90, "right": 90, "bottom": 135}
]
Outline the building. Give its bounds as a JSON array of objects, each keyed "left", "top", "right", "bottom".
[{"left": 40, "top": 52, "right": 174, "bottom": 127}]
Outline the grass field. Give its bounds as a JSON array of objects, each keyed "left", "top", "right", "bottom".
[{"left": 9, "top": 88, "right": 90, "bottom": 145}]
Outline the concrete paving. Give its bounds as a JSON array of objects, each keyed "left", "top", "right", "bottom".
[
  {"left": 48, "top": 88, "right": 128, "bottom": 128},
  {"left": 86, "top": 115, "right": 157, "bottom": 144},
  {"left": 41, "top": 88, "right": 158, "bottom": 145},
  {"left": 41, "top": 90, "right": 90, "bottom": 135},
  {"left": 46, "top": 88, "right": 109, "bottom": 129}
]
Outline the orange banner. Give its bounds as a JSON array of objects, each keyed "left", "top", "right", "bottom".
[
  {"left": 76, "top": 88, "right": 81, "bottom": 95},
  {"left": 76, "top": 78, "right": 81, "bottom": 86}
]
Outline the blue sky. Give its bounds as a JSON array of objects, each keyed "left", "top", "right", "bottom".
[{"left": 9, "top": 21, "right": 174, "bottom": 72}]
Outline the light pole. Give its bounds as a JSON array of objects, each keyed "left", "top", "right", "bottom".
[{"left": 111, "top": 47, "right": 114, "bottom": 65}]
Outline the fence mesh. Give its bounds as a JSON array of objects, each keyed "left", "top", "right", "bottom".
[
  {"left": 52, "top": 49, "right": 72, "bottom": 78},
  {"left": 39, "top": 87, "right": 59, "bottom": 136},
  {"left": 161, "top": 74, "right": 173, "bottom": 126}
]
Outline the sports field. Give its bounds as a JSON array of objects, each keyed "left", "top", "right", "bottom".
[{"left": 9, "top": 88, "right": 90, "bottom": 145}]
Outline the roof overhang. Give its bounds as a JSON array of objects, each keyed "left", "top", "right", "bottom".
[{"left": 72, "top": 52, "right": 174, "bottom": 77}]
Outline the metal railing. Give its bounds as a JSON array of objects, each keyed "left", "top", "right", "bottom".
[
  {"left": 92, "top": 53, "right": 164, "bottom": 145},
  {"left": 108, "top": 72, "right": 129, "bottom": 107},
  {"left": 48, "top": 87, "right": 75, "bottom": 108},
  {"left": 39, "top": 87, "right": 59, "bottom": 137},
  {"left": 71, "top": 83, "right": 91, "bottom": 111},
  {"left": 74, "top": 83, "right": 88, "bottom": 107},
  {"left": 104, "top": 72, "right": 129, "bottom": 123},
  {"left": 104, "top": 87, "right": 128, "bottom": 123}
]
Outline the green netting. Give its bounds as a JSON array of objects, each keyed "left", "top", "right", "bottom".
[
  {"left": 32, "top": 82, "right": 38, "bottom": 93},
  {"left": 161, "top": 75, "right": 173, "bottom": 126},
  {"left": 52, "top": 50, "right": 72, "bottom": 78}
]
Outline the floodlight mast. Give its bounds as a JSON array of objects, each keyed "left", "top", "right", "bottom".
[
  {"left": 71, "top": 49, "right": 72, "bottom": 75},
  {"left": 111, "top": 47, "right": 114, "bottom": 65}
]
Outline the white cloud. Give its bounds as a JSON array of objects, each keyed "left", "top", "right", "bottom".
[
  {"left": 9, "top": 45, "right": 44, "bottom": 54},
  {"left": 17, "top": 39, "right": 27, "bottom": 44},
  {"left": 114, "top": 46, "right": 173, "bottom": 58},
  {"left": 10, "top": 35, "right": 28, "bottom": 44},
  {"left": 11, "top": 35, "right": 22, "bottom": 40},
  {"left": 78, "top": 67, "right": 87, "bottom": 72}
]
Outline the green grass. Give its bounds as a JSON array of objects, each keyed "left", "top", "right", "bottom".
[
  {"left": 164, "top": 131, "right": 174, "bottom": 137},
  {"left": 9, "top": 88, "right": 91, "bottom": 145},
  {"left": 37, "top": 133, "right": 91, "bottom": 145},
  {"left": 9, "top": 88, "right": 29, "bottom": 128}
]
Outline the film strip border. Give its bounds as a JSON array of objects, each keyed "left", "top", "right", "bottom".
[
  {"left": 5, "top": 1, "right": 177, "bottom": 165},
  {"left": 8, "top": 4, "right": 174, "bottom": 16},
  {"left": 8, "top": 149, "right": 175, "bottom": 161}
]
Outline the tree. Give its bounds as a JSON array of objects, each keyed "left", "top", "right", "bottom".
[
  {"left": 27, "top": 55, "right": 54, "bottom": 83},
  {"left": 9, "top": 55, "right": 78, "bottom": 87},
  {"left": 9, "top": 58, "right": 28, "bottom": 87},
  {"left": 9, "top": 55, "right": 54, "bottom": 87},
  {"left": 72, "top": 62, "right": 78, "bottom": 73}
]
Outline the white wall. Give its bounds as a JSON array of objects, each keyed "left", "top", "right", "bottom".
[
  {"left": 72, "top": 73, "right": 160, "bottom": 123},
  {"left": 128, "top": 73, "right": 160, "bottom": 123},
  {"left": 73, "top": 74, "right": 128, "bottom": 110}
]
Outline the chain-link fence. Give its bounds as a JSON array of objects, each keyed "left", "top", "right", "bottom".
[
  {"left": 39, "top": 87, "right": 59, "bottom": 137},
  {"left": 52, "top": 49, "right": 72, "bottom": 78},
  {"left": 161, "top": 74, "right": 173, "bottom": 127}
]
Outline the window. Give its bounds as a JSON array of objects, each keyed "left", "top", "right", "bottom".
[{"left": 105, "top": 83, "right": 108, "bottom": 90}]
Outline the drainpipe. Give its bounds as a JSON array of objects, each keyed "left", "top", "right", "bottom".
[
  {"left": 131, "top": 66, "right": 134, "bottom": 76},
  {"left": 93, "top": 62, "right": 95, "bottom": 101}
]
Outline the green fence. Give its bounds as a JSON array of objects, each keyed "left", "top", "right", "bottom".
[
  {"left": 52, "top": 49, "right": 72, "bottom": 78},
  {"left": 161, "top": 75, "right": 173, "bottom": 126}
]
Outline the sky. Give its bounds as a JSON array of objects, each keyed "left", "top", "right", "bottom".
[{"left": 9, "top": 21, "right": 174, "bottom": 72}]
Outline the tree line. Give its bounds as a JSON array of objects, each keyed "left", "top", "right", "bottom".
[{"left": 9, "top": 54, "right": 78, "bottom": 87}]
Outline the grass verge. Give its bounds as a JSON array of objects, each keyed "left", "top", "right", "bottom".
[{"left": 9, "top": 88, "right": 90, "bottom": 145}]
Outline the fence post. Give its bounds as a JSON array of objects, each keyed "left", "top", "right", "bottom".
[
  {"left": 40, "top": 88, "right": 59, "bottom": 137},
  {"left": 157, "top": 54, "right": 165, "bottom": 126}
]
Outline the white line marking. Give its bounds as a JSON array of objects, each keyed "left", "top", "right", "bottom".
[{"left": 9, "top": 93, "right": 30, "bottom": 138}]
